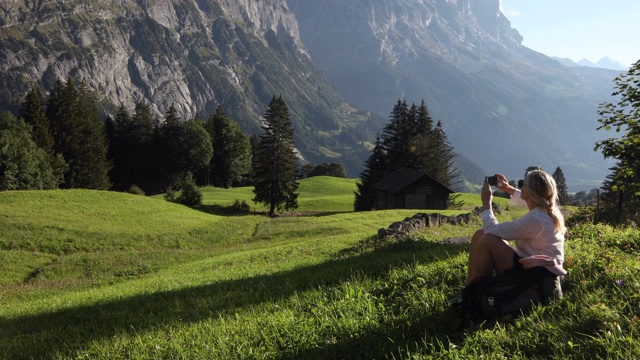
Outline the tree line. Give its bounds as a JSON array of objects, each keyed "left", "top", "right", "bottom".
[
  {"left": 14, "top": 74, "right": 620, "bottom": 218},
  {"left": 2, "top": 79, "right": 464, "bottom": 216},
  {"left": 0, "top": 78, "right": 316, "bottom": 215}
]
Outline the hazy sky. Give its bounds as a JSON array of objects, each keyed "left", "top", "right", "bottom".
[{"left": 500, "top": 0, "right": 639, "bottom": 67}]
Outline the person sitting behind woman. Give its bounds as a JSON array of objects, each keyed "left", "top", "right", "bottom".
[{"left": 465, "top": 169, "right": 567, "bottom": 286}]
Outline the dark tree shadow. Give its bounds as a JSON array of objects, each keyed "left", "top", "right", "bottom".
[{"left": 0, "top": 241, "right": 470, "bottom": 358}]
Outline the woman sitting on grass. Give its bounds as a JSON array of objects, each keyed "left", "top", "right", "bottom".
[{"left": 465, "top": 169, "right": 567, "bottom": 287}]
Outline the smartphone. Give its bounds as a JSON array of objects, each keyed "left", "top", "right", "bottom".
[{"left": 486, "top": 175, "right": 498, "bottom": 186}]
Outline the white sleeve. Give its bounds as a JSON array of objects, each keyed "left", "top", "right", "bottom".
[
  {"left": 509, "top": 189, "right": 527, "bottom": 206},
  {"left": 480, "top": 210, "right": 544, "bottom": 240}
]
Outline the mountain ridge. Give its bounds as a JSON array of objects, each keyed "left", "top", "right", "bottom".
[
  {"left": 288, "top": 0, "right": 618, "bottom": 190},
  {"left": 0, "top": 0, "right": 384, "bottom": 175},
  {"left": 553, "top": 56, "right": 629, "bottom": 71},
  {"left": 0, "top": 0, "right": 621, "bottom": 190}
]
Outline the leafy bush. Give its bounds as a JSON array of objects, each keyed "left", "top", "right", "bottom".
[
  {"left": 127, "top": 184, "right": 145, "bottom": 196},
  {"left": 164, "top": 187, "right": 177, "bottom": 202},
  {"left": 230, "top": 199, "right": 250, "bottom": 214}
]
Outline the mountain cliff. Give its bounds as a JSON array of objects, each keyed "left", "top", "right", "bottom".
[
  {"left": 289, "top": 0, "right": 618, "bottom": 189},
  {"left": 0, "top": 0, "right": 379, "bottom": 174},
  {"left": 0, "top": 0, "right": 620, "bottom": 189}
]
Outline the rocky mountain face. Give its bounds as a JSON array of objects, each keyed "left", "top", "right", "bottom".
[
  {"left": 0, "top": 0, "right": 379, "bottom": 175},
  {"left": 0, "top": 0, "right": 620, "bottom": 188},
  {"left": 288, "top": 0, "right": 619, "bottom": 190}
]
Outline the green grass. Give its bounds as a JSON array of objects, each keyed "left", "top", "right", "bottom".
[{"left": 1, "top": 177, "right": 639, "bottom": 359}]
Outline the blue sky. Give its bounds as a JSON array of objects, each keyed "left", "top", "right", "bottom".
[{"left": 500, "top": 0, "right": 639, "bottom": 66}]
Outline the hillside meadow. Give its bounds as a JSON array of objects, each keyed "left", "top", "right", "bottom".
[{"left": 1, "top": 176, "right": 639, "bottom": 359}]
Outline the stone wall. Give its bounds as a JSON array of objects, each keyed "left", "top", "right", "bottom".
[{"left": 377, "top": 205, "right": 498, "bottom": 240}]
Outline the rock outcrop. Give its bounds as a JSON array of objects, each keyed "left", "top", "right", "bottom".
[{"left": 0, "top": 0, "right": 375, "bottom": 174}]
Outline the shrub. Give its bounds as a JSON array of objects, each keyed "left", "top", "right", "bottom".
[
  {"left": 176, "top": 173, "right": 202, "bottom": 207},
  {"left": 164, "top": 187, "right": 177, "bottom": 202},
  {"left": 127, "top": 184, "right": 145, "bottom": 196},
  {"left": 230, "top": 199, "right": 250, "bottom": 214}
]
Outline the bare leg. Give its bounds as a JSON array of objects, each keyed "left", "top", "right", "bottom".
[{"left": 465, "top": 229, "right": 517, "bottom": 285}]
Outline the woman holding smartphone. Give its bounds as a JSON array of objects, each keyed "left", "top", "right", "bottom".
[{"left": 464, "top": 169, "right": 567, "bottom": 286}]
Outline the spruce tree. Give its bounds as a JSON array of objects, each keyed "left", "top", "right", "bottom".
[
  {"left": 46, "top": 78, "right": 76, "bottom": 156},
  {"left": 423, "top": 120, "right": 459, "bottom": 188},
  {"left": 21, "top": 85, "right": 67, "bottom": 187},
  {"left": 354, "top": 135, "right": 386, "bottom": 211},
  {"left": 247, "top": 133, "right": 260, "bottom": 185},
  {"left": 68, "top": 81, "right": 111, "bottom": 189},
  {"left": 417, "top": 100, "right": 434, "bottom": 135},
  {"left": 599, "top": 162, "right": 635, "bottom": 224},
  {"left": 381, "top": 100, "right": 412, "bottom": 170},
  {"left": 252, "top": 96, "right": 299, "bottom": 216},
  {"left": 552, "top": 166, "right": 570, "bottom": 206},
  {"left": 130, "top": 102, "right": 158, "bottom": 191},
  {"left": 105, "top": 104, "right": 132, "bottom": 190},
  {"left": 20, "top": 86, "right": 54, "bottom": 154},
  {"left": 46, "top": 78, "right": 110, "bottom": 189},
  {"left": 158, "top": 104, "right": 185, "bottom": 181}
]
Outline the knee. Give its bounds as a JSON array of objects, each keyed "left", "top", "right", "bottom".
[
  {"left": 471, "top": 230, "right": 502, "bottom": 248},
  {"left": 470, "top": 229, "right": 484, "bottom": 246}
]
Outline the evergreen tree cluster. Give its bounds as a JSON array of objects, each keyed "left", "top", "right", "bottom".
[
  {"left": 105, "top": 100, "right": 252, "bottom": 198},
  {"left": 4, "top": 78, "right": 252, "bottom": 197},
  {"left": 354, "top": 99, "right": 459, "bottom": 211},
  {"left": 3, "top": 78, "right": 304, "bottom": 215}
]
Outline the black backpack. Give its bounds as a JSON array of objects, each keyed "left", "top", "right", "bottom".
[{"left": 457, "top": 267, "right": 561, "bottom": 324}]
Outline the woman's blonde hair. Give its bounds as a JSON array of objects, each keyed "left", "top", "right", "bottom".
[{"left": 521, "top": 170, "right": 566, "bottom": 234}]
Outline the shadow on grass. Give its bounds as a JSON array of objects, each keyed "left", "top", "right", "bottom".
[
  {"left": 0, "top": 241, "right": 470, "bottom": 358},
  {"left": 194, "top": 204, "right": 251, "bottom": 216},
  {"left": 194, "top": 204, "right": 353, "bottom": 218}
]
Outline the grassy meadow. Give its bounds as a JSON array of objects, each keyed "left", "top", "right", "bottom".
[{"left": 1, "top": 176, "right": 639, "bottom": 359}]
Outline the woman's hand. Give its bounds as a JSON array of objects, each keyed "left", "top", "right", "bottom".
[
  {"left": 482, "top": 177, "right": 493, "bottom": 212},
  {"left": 495, "top": 173, "right": 515, "bottom": 195}
]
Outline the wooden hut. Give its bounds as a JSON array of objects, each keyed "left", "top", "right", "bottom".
[{"left": 372, "top": 168, "right": 454, "bottom": 210}]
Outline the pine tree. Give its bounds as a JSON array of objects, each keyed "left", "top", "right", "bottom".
[
  {"left": 204, "top": 105, "right": 252, "bottom": 188},
  {"left": 423, "top": 120, "right": 459, "bottom": 189},
  {"left": 105, "top": 104, "right": 132, "bottom": 190},
  {"left": 381, "top": 100, "right": 414, "bottom": 170},
  {"left": 416, "top": 99, "right": 434, "bottom": 135},
  {"left": 130, "top": 102, "right": 158, "bottom": 191},
  {"left": 252, "top": 96, "right": 299, "bottom": 216},
  {"left": 68, "top": 81, "right": 111, "bottom": 189},
  {"left": 46, "top": 78, "right": 76, "bottom": 157},
  {"left": 354, "top": 135, "right": 386, "bottom": 211},
  {"left": 21, "top": 85, "right": 67, "bottom": 187},
  {"left": 20, "top": 86, "right": 54, "bottom": 154},
  {"left": 158, "top": 103, "right": 186, "bottom": 181},
  {"left": 552, "top": 167, "right": 570, "bottom": 206},
  {"left": 46, "top": 78, "right": 110, "bottom": 189},
  {"left": 247, "top": 133, "right": 260, "bottom": 185}
]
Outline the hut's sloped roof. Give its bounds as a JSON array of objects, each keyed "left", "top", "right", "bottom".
[{"left": 372, "top": 168, "right": 454, "bottom": 194}]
